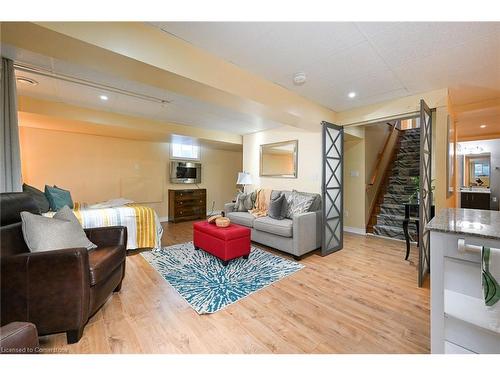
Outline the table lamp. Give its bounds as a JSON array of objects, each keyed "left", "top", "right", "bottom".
[{"left": 236, "top": 172, "right": 252, "bottom": 194}]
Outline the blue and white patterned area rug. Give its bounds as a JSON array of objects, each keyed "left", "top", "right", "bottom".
[{"left": 142, "top": 242, "right": 304, "bottom": 314}]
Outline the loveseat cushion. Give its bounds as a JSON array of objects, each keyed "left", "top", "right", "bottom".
[
  {"left": 88, "top": 245, "right": 125, "bottom": 286},
  {"left": 226, "top": 212, "right": 255, "bottom": 227},
  {"left": 253, "top": 216, "right": 293, "bottom": 238}
]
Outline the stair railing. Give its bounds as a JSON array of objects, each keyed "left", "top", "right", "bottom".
[{"left": 367, "top": 123, "right": 398, "bottom": 188}]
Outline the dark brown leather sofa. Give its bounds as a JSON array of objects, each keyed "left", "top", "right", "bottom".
[
  {"left": 1, "top": 322, "right": 39, "bottom": 354},
  {"left": 0, "top": 192, "right": 127, "bottom": 344}
]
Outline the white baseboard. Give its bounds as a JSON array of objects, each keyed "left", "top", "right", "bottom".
[{"left": 344, "top": 226, "right": 367, "bottom": 235}]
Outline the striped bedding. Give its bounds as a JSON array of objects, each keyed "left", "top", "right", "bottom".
[{"left": 44, "top": 203, "right": 163, "bottom": 250}]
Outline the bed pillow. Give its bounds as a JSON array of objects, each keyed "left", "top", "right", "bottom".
[
  {"left": 45, "top": 185, "right": 74, "bottom": 211},
  {"left": 22, "top": 183, "right": 50, "bottom": 213},
  {"left": 21, "top": 206, "right": 96, "bottom": 252}
]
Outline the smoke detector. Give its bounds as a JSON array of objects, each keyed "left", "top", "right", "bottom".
[{"left": 293, "top": 72, "right": 307, "bottom": 86}]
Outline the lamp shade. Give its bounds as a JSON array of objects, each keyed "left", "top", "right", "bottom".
[{"left": 236, "top": 172, "right": 252, "bottom": 185}]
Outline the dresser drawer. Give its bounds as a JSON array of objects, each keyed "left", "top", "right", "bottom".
[
  {"left": 174, "top": 198, "right": 206, "bottom": 207},
  {"left": 175, "top": 206, "right": 204, "bottom": 216},
  {"left": 174, "top": 190, "right": 206, "bottom": 198}
]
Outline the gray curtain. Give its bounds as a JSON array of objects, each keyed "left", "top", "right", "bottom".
[{"left": 1, "top": 57, "right": 22, "bottom": 192}]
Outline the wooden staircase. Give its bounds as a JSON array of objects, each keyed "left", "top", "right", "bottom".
[
  {"left": 367, "top": 128, "right": 421, "bottom": 240},
  {"left": 366, "top": 131, "right": 402, "bottom": 233}
]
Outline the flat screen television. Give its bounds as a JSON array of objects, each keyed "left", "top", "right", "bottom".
[{"left": 170, "top": 161, "right": 201, "bottom": 184}]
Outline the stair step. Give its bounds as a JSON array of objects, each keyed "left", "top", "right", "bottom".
[
  {"left": 396, "top": 152, "right": 420, "bottom": 160},
  {"left": 400, "top": 140, "right": 420, "bottom": 147},
  {"left": 393, "top": 161, "right": 420, "bottom": 169},
  {"left": 376, "top": 214, "right": 417, "bottom": 231},
  {"left": 386, "top": 188, "right": 418, "bottom": 197},
  {"left": 380, "top": 203, "right": 406, "bottom": 216},
  {"left": 392, "top": 168, "right": 420, "bottom": 177},
  {"left": 373, "top": 224, "right": 417, "bottom": 241}
]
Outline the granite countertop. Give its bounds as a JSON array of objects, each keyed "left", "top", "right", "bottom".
[{"left": 426, "top": 208, "right": 500, "bottom": 240}]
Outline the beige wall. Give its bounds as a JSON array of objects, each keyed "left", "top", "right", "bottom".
[
  {"left": 433, "top": 105, "right": 457, "bottom": 209},
  {"left": 243, "top": 126, "right": 322, "bottom": 193},
  {"left": 344, "top": 138, "right": 366, "bottom": 230},
  {"left": 19, "top": 127, "right": 242, "bottom": 219}
]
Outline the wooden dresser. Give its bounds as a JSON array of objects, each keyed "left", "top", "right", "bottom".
[{"left": 168, "top": 189, "right": 206, "bottom": 223}]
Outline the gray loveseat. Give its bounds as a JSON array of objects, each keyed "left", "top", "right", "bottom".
[{"left": 224, "top": 190, "right": 322, "bottom": 259}]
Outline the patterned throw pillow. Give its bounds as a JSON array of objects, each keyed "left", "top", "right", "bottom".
[
  {"left": 234, "top": 191, "right": 256, "bottom": 212},
  {"left": 284, "top": 190, "right": 316, "bottom": 219}
]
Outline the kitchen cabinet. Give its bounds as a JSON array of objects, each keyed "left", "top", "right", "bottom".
[
  {"left": 460, "top": 191, "right": 490, "bottom": 210},
  {"left": 427, "top": 208, "right": 500, "bottom": 354}
]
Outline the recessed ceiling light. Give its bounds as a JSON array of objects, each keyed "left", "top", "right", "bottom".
[
  {"left": 480, "top": 124, "right": 487, "bottom": 128},
  {"left": 348, "top": 92, "right": 357, "bottom": 98},
  {"left": 99, "top": 95, "right": 108, "bottom": 101},
  {"left": 293, "top": 72, "right": 307, "bottom": 86},
  {"left": 16, "top": 76, "right": 38, "bottom": 86}
]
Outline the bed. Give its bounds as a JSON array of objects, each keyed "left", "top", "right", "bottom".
[{"left": 44, "top": 201, "right": 163, "bottom": 250}]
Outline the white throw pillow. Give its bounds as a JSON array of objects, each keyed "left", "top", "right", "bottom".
[{"left": 21, "top": 206, "right": 97, "bottom": 252}]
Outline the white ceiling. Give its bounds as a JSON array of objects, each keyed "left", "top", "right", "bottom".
[
  {"left": 151, "top": 22, "right": 500, "bottom": 110},
  {"left": 4, "top": 45, "right": 282, "bottom": 135}
]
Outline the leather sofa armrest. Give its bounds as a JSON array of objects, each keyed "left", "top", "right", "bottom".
[
  {"left": 224, "top": 203, "right": 236, "bottom": 214},
  {"left": 0, "top": 322, "right": 39, "bottom": 354},
  {"left": 84, "top": 226, "right": 127, "bottom": 248},
  {"left": 1, "top": 248, "right": 90, "bottom": 335},
  {"left": 292, "top": 211, "right": 322, "bottom": 256}
]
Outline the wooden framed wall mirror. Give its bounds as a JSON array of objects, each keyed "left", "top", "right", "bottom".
[{"left": 259, "top": 140, "right": 298, "bottom": 178}]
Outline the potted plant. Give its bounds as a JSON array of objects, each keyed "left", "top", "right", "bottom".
[{"left": 408, "top": 176, "right": 435, "bottom": 204}]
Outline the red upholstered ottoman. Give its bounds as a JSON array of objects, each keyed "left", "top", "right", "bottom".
[{"left": 193, "top": 221, "right": 251, "bottom": 266}]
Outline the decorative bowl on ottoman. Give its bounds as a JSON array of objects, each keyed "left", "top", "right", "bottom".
[
  {"left": 215, "top": 217, "right": 230, "bottom": 227},
  {"left": 193, "top": 221, "right": 251, "bottom": 266}
]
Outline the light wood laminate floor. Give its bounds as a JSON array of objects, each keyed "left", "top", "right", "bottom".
[{"left": 39, "top": 221, "right": 430, "bottom": 353}]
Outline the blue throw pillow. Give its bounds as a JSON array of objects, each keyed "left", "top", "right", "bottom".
[{"left": 44, "top": 185, "right": 74, "bottom": 211}]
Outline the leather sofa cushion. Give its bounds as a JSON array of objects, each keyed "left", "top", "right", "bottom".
[
  {"left": 0, "top": 322, "right": 39, "bottom": 353},
  {"left": 226, "top": 212, "right": 255, "bottom": 227},
  {"left": 88, "top": 246, "right": 125, "bottom": 286},
  {"left": 1, "top": 193, "right": 39, "bottom": 226},
  {"left": 253, "top": 216, "right": 293, "bottom": 238}
]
